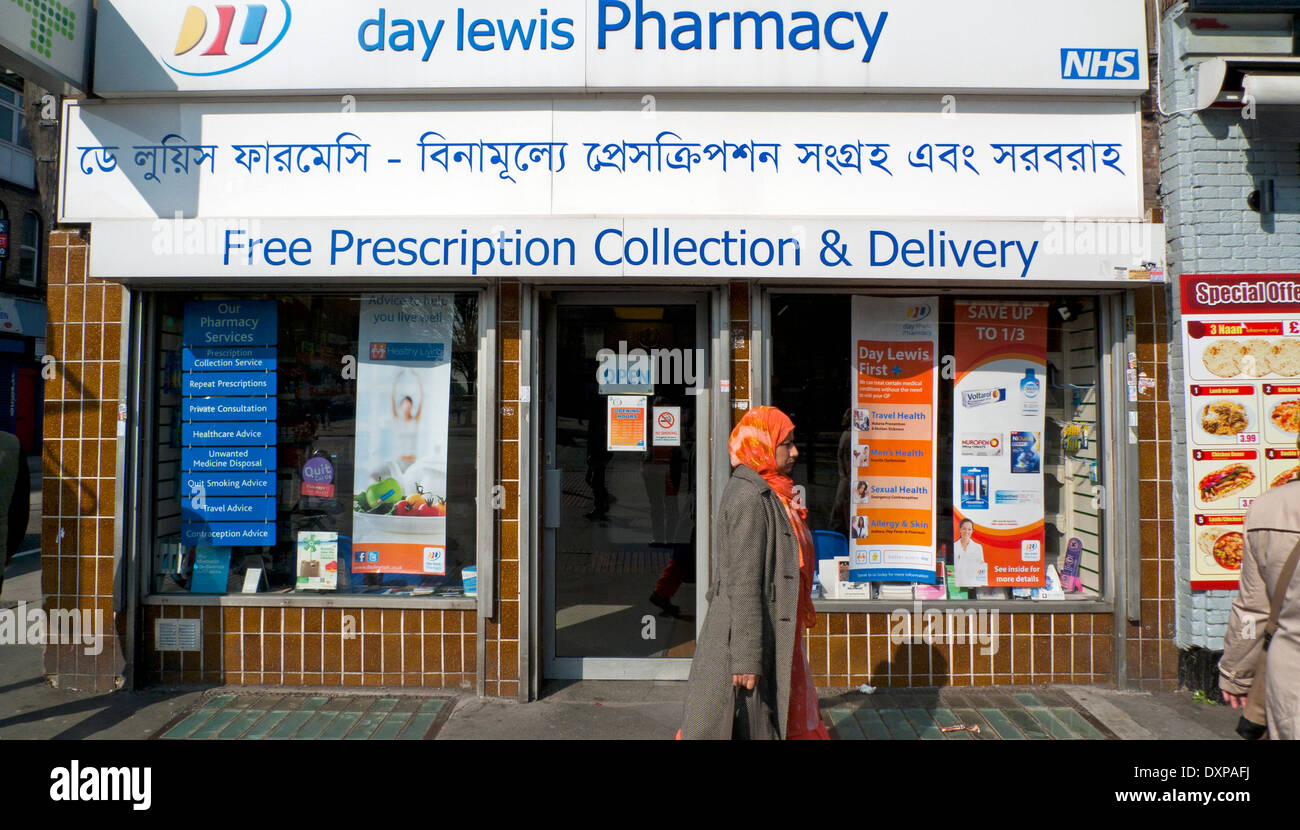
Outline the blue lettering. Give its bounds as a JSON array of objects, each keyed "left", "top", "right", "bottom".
[
  {"left": 389, "top": 18, "right": 415, "bottom": 51},
  {"left": 595, "top": 228, "right": 623, "bottom": 265},
  {"left": 823, "top": 11, "right": 854, "bottom": 50},
  {"left": 498, "top": 17, "right": 537, "bottom": 49},
  {"left": 418, "top": 19, "right": 444, "bottom": 61},
  {"left": 900, "top": 238, "right": 925, "bottom": 267},
  {"left": 854, "top": 11, "right": 887, "bottom": 62},
  {"left": 358, "top": 9, "right": 385, "bottom": 51},
  {"left": 468, "top": 18, "right": 496, "bottom": 50},
  {"left": 788, "top": 11, "right": 819, "bottom": 50},
  {"left": 330, "top": 230, "right": 354, "bottom": 265},
  {"left": 973, "top": 240, "right": 997, "bottom": 267},
  {"left": 223, "top": 229, "right": 246, "bottom": 266},
  {"left": 598, "top": 0, "right": 630, "bottom": 49},
  {"left": 551, "top": 17, "right": 576, "bottom": 49},
  {"left": 869, "top": 231, "right": 898, "bottom": 266},
  {"left": 733, "top": 10, "right": 782, "bottom": 50}
]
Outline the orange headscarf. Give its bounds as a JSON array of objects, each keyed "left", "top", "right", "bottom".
[{"left": 728, "top": 406, "right": 817, "bottom": 629}]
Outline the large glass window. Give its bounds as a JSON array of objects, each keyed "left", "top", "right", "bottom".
[
  {"left": 771, "top": 293, "right": 1106, "bottom": 603},
  {"left": 149, "top": 292, "right": 480, "bottom": 599}
]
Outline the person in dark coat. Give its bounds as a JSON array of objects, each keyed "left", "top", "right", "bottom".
[{"left": 679, "top": 407, "right": 828, "bottom": 740}]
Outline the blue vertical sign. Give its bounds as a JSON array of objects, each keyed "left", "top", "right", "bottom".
[{"left": 182, "top": 300, "right": 278, "bottom": 551}]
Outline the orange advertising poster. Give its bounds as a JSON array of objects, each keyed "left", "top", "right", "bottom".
[
  {"left": 607, "top": 395, "right": 647, "bottom": 452},
  {"left": 848, "top": 297, "right": 938, "bottom": 583},
  {"left": 951, "top": 300, "right": 1048, "bottom": 589}
]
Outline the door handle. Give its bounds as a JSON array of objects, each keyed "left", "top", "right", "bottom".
[{"left": 544, "top": 467, "right": 562, "bottom": 529}]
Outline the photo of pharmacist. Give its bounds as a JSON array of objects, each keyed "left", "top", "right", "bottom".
[
  {"left": 852, "top": 515, "right": 869, "bottom": 539},
  {"left": 954, "top": 518, "right": 988, "bottom": 587}
]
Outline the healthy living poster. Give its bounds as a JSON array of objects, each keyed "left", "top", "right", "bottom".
[
  {"left": 952, "top": 301, "right": 1048, "bottom": 588},
  {"left": 848, "top": 296, "right": 938, "bottom": 583},
  {"left": 1179, "top": 273, "right": 1300, "bottom": 590},
  {"left": 351, "top": 295, "right": 452, "bottom": 576}
]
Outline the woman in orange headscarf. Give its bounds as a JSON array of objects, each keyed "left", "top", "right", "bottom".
[{"left": 679, "top": 406, "right": 829, "bottom": 740}]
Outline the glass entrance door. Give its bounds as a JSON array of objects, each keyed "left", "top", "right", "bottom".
[{"left": 542, "top": 295, "right": 709, "bottom": 680}]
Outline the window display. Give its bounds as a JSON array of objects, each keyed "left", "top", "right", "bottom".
[
  {"left": 150, "top": 292, "right": 480, "bottom": 598},
  {"left": 771, "top": 293, "right": 1106, "bottom": 603}
]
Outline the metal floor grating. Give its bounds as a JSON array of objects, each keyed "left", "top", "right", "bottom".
[
  {"left": 153, "top": 693, "right": 456, "bottom": 740},
  {"left": 821, "top": 687, "right": 1119, "bottom": 740}
]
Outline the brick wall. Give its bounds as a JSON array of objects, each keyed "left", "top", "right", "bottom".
[{"left": 1158, "top": 7, "right": 1298, "bottom": 650}]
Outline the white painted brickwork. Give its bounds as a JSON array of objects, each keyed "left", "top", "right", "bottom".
[{"left": 1161, "top": 5, "right": 1292, "bottom": 649}]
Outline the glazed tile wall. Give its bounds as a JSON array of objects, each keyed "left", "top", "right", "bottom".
[
  {"left": 727, "top": 280, "right": 1176, "bottom": 688},
  {"left": 488, "top": 280, "right": 522, "bottom": 700},
  {"left": 1132, "top": 284, "right": 1179, "bottom": 691},
  {"left": 142, "top": 605, "right": 476, "bottom": 688},
  {"left": 42, "top": 230, "right": 127, "bottom": 692}
]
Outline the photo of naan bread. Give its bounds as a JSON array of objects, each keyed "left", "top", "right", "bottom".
[
  {"left": 1242, "top": 340, "right": 1273, "bottom": 377},
  {"left": 1271, "top": 400, "right": 1300, "bottom": 433},
  {"left": 1271, "top": 465, "right": 1300, "bottom": 488},
  {"left": 1197, "top": 529, "right": 1245, "bottom": 572},
  {"left": 1201, "top": 340, "right": 1243, "bottom": 378},
  {"left": 1200, "top": 401, "right": 1249, "bottom": 436},
  {"left": 1199, "top": 338, "right": 1300, "bottom": 378},
  {"left": 1272, "top": 338, "right": 1300, "bottom": 377},
  {"left": 1198, "top": 464, "right": 1255, "bottom": 502}
]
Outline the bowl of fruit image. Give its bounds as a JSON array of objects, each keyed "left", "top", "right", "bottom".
[{"left": 353, "top": 476, "right": 447, "bottom": 536}]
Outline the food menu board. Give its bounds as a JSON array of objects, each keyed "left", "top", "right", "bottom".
[
  {"left": 1180, "top": 273, "right": 1300, "bottom": 588},
  {"left": 951, "top": 301, "right": 1048, "bottom": 589},
  {"left": 847, "top": 296, "right": 938, "bottom": 583}
]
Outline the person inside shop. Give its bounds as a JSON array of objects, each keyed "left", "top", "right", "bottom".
[
  {"left": 953, "top": 518, "right": 988, "bottom": 588},
  {"left": 829, "top": 408, "right": 851, "bottom": 536},
  {"left": 679, "top": 406, "right": 828, "bottom": 740}
]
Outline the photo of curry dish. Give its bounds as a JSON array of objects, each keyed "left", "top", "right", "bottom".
[
  {"left": 1270, "top": 400, "right": 1300, "bottom": 433},
  {"left": 1212, "top": 532, "right": 1245, "bottom": 571},
  {"left": 1200, "top": 401, "right": 1249, "bottom": 436},
  {"left": 1198, "top": 464, "right": 1255, "bottom": 502}
]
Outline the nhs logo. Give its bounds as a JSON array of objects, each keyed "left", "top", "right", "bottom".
[{"left": 1060, "top": 48, "right": 1139, "bottom": 80}]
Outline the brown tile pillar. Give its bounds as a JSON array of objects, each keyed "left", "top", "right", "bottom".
[{"left": 42, "top": 228, "right": 128, "bottom": 692}]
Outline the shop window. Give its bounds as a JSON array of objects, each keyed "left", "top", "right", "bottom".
[
  {"left": 0, "top": 79, "right": 29, "bottom": 151},
  {"left": 770, "top": 294, "right": 1106, "bottom": 603},
  {"left": 149, "top": 292, "right": 481, "bottom": 598},
  {"left": 18, "top": 211, "right": 39, "bottom": 287}
]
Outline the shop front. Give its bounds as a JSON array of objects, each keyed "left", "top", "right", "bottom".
[{"left": 45, "top": 0, "right": 1169, "bottom": 697}]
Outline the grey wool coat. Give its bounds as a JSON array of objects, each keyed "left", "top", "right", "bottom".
[{"left": 680, "top": 463, "right": 802, "bottom": 739}]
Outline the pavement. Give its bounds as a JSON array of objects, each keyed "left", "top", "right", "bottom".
[{"left": 0, "top": 464, "right": 1245, "bottom": 741}]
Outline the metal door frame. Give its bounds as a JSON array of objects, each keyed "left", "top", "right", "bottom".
[{"left": 539, "top": 289, "right": 715, "bottom": 681}]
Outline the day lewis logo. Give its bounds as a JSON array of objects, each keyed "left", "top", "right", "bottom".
[{"left": 163, "top": 1, "right": 292, "bottom": 76}]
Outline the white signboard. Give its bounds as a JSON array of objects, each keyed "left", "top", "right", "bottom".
[
  {"left": 59, "top": 98, "right": 1144, "bottom": 222},
  {"left": 94, "top": 0, "right": 1147, "bottom": 96},
  {"left": 89, "top": 217, "right": 1165, "bottom": 283},
  {"left": 653, "top": 406, "right": 681, "bottom": 446},
  {"left": 0, "top": 0, "right": 91, "bottom": 92}
]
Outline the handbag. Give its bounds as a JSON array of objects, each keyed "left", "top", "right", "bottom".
[{"left": 1235, "top": 536, "right": 1300, "bottom": 740}]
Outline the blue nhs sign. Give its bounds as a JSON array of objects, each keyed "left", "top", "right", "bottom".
[{"left": 1061, "top": 48, "right": 1139, "bottom": 80}]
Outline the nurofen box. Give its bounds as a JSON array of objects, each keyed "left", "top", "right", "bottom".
[
  {"left": 959, "top": 433, "right": 1004, "bottom": 456},
  {"left": 961, "top": 388, "right": 1007, "bottom": 408}
]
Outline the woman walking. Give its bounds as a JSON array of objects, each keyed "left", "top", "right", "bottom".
[{"left": 679, "top": 406, "right": 829, "bottom": 740}]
